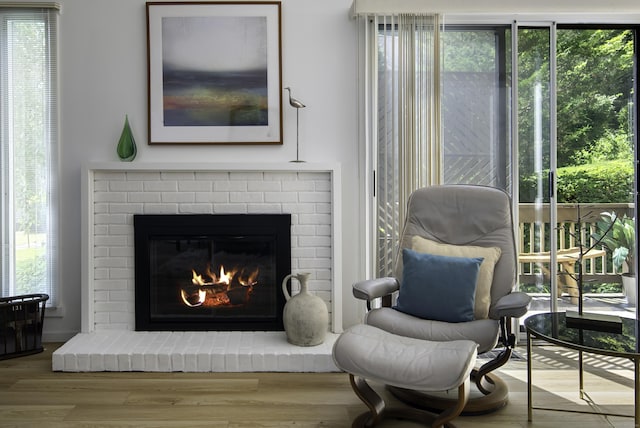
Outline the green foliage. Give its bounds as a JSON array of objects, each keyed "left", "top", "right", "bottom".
[
  {"left": 592, "top": 212, "right": 636, "bottom": 275},
  {"left": 15, "top": 251, "right": 46, "bottom": 295},
  {"left": 518, "top": 28, "right": 634, "bottom": 179},
  {"left": 519, "top": 160, "right": 633, "bottom": 203},
  {"left": 520, "top": 282, "right": 622, "bottom": 294}
]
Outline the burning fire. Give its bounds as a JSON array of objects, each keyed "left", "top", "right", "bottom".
[{"left": 180, "top": 264, "right": 259, "bottom": 308}]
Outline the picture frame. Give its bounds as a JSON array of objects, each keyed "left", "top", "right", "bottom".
[{"left": 146, "top": 1, "right": 282, "bottom": 145}]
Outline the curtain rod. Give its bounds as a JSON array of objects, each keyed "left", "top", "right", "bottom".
[
  {"left": 350, "top": 0, "right": 640, "bottom": 18},
  {"left": 0, "top": 2, "right": 60, "bottom": 10}
]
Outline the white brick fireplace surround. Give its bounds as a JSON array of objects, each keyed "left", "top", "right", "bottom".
[{"left": 52, "top": 162, "right": 342, "bottom": 372}]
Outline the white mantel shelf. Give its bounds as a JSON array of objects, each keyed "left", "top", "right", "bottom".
[{"left": 84, "top": 161, "right": 341, "bottom": 172}]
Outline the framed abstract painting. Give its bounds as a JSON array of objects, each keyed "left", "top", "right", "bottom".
[{"left": 146, "top": 2, "right": 282, "bottom": 144}]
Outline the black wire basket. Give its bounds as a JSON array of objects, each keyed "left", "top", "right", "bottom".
[{"left": 0, "top": 294, "right": 49, "bottom": 360}]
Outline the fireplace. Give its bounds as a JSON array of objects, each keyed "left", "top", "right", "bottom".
[{"left": 134, "top": 214, "right": 291, "bottom": 331}]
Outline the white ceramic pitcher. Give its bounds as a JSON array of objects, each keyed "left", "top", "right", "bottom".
[{"left": 281, "top": 272, "right": 328, "bottom": 346}]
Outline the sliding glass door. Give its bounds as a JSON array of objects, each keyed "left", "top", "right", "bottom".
[
  {"left": 518, "top": 25, "right": 637, "bottom": 316},
  {"left": 372, "top": 20, "right": 637, "bottom": 318}
]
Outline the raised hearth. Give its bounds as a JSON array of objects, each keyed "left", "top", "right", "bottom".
[{"left": 52, "top": 331, "right": 339, "bottom": 372}]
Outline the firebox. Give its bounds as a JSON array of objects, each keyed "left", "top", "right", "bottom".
[{"left": 134, "top": 214, "right": 291, "bottom": 331}]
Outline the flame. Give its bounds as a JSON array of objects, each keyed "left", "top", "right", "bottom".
[
  {"left": 183, "top": 264, "right": 260, "bottom": 308},
  {"left": 180, "top": 288, "right": 206, "bottom": 307}
]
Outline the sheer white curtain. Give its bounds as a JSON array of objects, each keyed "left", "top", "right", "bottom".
[{"left": 356, "top": 12, "right": 441, "bottom": 277}]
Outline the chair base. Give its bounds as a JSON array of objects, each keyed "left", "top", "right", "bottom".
[
  {"left": 349, "top": 374, "right": 468, "bottom": 428},
  {"left": 387, "top": 371, "right": 509, "bottom": 416}
]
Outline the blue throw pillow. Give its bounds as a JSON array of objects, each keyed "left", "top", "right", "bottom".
[{"left": 395, "top": 248, "right": 483, "bottom": 323}]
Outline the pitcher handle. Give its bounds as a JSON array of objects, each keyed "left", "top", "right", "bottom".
[{"left": 282, "top": 274, "right": 294, "bottom": 301}]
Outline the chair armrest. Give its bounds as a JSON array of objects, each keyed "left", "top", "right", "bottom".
[
  {"left": 489, "top": 291, "right": 532, "bottom": 319},
  {"left": 353, "top": 277, "right": 400, "bottom": 301}
]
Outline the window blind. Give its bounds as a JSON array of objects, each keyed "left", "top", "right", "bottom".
[
  {"left": 358, "top": 13, "right": 441, "bottom": 277},
  {"left": 0, "top": 5, "right": 59, "bottom": 307}
]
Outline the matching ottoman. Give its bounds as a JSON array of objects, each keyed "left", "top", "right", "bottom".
[{"left": 332, "top": 324, "right": 477, "bottom": 428}]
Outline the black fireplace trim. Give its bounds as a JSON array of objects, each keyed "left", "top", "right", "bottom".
[{"left": 134, "top": 214, "right": 291, "bottom": 331}]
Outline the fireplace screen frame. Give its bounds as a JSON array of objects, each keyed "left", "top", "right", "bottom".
[{"left": 134, "top": 214, "right": 291, "bottom": 331}]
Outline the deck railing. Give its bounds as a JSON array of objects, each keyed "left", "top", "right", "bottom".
[{"left": 518, "top": 203, "right": 634, "bottom": 287}]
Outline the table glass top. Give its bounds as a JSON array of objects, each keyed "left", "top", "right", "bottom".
[{"left": 525, "top": 312, "right": 640, "bottom": 357}]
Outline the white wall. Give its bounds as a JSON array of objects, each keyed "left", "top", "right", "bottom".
[
  {"left": 34, "top": 0, "right": 640, "bottom": 341},
  {"left": 36, "top": 0, "right": 362, "bottom": 340}
]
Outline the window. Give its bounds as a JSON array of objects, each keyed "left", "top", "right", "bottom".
[{"left": 0, "top": 5, "right": 59, "bottom": 306}]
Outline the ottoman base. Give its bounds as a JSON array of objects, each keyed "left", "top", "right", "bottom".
[{"left": 350, "top": 374, "right": 469, "bottom": 428}]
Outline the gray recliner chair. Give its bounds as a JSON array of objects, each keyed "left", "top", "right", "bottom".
[{"left": 353, "top": 184, "right": 531, "bottom": 413}]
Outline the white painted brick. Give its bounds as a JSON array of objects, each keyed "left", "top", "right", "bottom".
[
  {"left": 94, "top": 192, "right": 127, "bottom": 203},
  {"left": 94, "top": 247, "right": 109, "bottom": 260},
  {"left": 109, "top": 290, "right": 132, "bottom": 301},
  {"left": 109, "top": 268, "right": 133, "bottom": 279},
  {"left": 94, "top": 279, "right": 128, "bottom": 291},
  {"left": 127, "top": 171, "right": 161, "bottom": 181},
  {"left": 144, "top": 180, "right": 178, "bottom": 192},
  {"left": 299, "top": 236, "right": 331, "bottom": 247},
  {"left": 128, "top": 192, "right": 161, "bottom": 203},
  {"left": 94, "top": 312, "right": 110, "bottom": 324},
  {"left": 315, "top": 180, "right": 332, "bottom": 192},
  {"left": 94, "top": 236, "right": 127, "bottom": 247},
  {"left": 86, "top": 167, "right": 337, "bottom": 345},
  {"left": 143, "top": 204, "right": 178, "bottom": 214},
  {"left": 93, "top": 257, "right": 127, "bottom": 268},
  {"left": 95, "top": 213, "right": 128, "bottom": 225},
  {"left": 179, "top": 204, "right": 213, "bottom": 214},
  {"left": 109, "top": 224, "right": 133, "bottom": 235},
  {"left": 214, "top": 181, "right": 247, "bottom": 192},
  {"left": 94, "top": 291, "right": 109, "bottom": 302},
  {"left": 95, "top": 171, "right": 126, "bottom": 181},
  {"left": 299, "top": 172, "right": 329, "bottom": 180},
  {"left": 195, "top": 192, "right": 229, "bottom": 203},
  {"left": 316, "top": 225, "right": 331, "bottom": 236},
  {"left": 264, "top": 192, "right": 297, "bottom": 203},
  {"left": 248, "top": 180, "right": 281, "bottom": 192},
  {"left": 110, "top": 203, "right": 144, "bottom": 214},
  {"left": 292, "top": 225, "right": 315, "bottom": 236},
  {"left": 161, "top": 172, "right": 195, "bottom": 181},
  {"left": 315, "top": 203, "right": 332, "bottom": 214},
  {"left": 94, "top": 225, "right": 108, "bottom": 236},
  {"left": 94, "top": 268, "right": 109, "bottom": 280},
  {"left": 110, "top": 181, "right": 143, "bottom": 192},
  {"left": 282, "top": 180, "right": 315, "bottom": 191},
  {"left": 230, "top": 192, "right": 263, "bottom": 203},
  {"left": 291, "top": 247, "right": 316, "bottom": 259},
  {"left": 299, "top": 213, "right": 331, "bottom": 226},
  {"left": 109, "top": 246, "right": 133, "bottom": 258},
  {"left": 299, "top": 192, "right": 331, "bottom": 203},
  {"left": 179, "top": 181, "right": 212, "bottom": 192},
  {"left": 94, "top": 203, "right": 109, "bottom": 214},
  {"left": 93, "top": 181, "right": 109, "bottom": 191},
  {"left": 94, "top": 302, "right": 127, "bottom": 313},
  {"left": 162, "top": 192, "right": 195, "bottom": 203},
  {"left": 247, "top": 204, "right": 282, "bottom": 214},
  {"left": 282, "top": 203, "right": 315, "bottom": 214},
  {"left": 214, "top": 204, "right": 248, "bottom": 214}
]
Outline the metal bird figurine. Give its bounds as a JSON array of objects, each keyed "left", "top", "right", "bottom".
[
  {"left": 285, "top": 87, "right": 306, "bottom": 162},
  {"left": 285, "top": 87, "right": 306, "bottom": 109}
]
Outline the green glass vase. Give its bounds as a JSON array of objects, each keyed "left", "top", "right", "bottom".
[{"left": 116, "top": 115, "right": 137, "bottom": 161}]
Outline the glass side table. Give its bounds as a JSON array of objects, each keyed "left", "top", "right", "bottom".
[{"left": 525, "top": 312, "right": 640, "bottom": 425}]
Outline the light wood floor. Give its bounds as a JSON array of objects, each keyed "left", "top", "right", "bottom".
[{"left": 0, "top": 343, "right": 636, "bottom": 427}]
